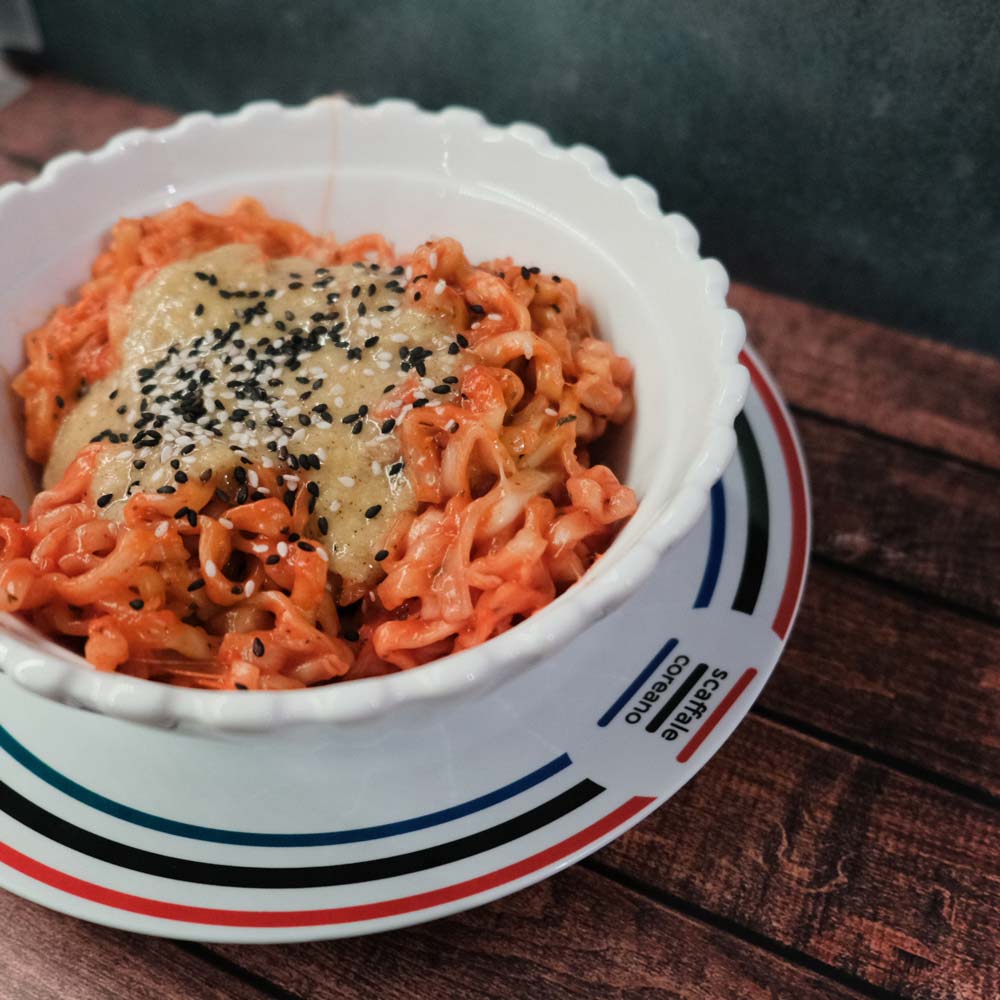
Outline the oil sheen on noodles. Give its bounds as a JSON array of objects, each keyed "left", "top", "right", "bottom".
[{"left": 0, "top": 199, "right": 636, "bottom": 690}]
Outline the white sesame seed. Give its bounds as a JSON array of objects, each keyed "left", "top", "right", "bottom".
[
  {"left": 329, "top": 499, "right": 342, "bottom": 513},
  {"left": 219, "top": 518, "right": 234, "bottom": 529},
  {"left": 545, "top": 407, "right": 558, "bottom": 416},
  {"left": 205, "top": 560, "right": 218, "bottom": 578},
  {"left": 389, "top": 332, "right": 409, "bottom": 343},
  {"left": 338, "top": 475, "right": 355, "bottom": 488},
  {"left": 434, "top": 279, "right": 446, "bottom": 295},
  {"left": 277, "top": 541, "right": 289, "bottom": 557},
  {"left": 154, "top": 521, "right": 168, "bottom": 538},
  {"left": 244, "top": 580, "right": 255, "bottom": 597},
  {"left": 429, "top": 252, "right": 438, "bottom": 269},
  {"left": 252, "top": 543, "right": 268, "bottom": 553},
  {"left": 334, "top": 396, "right": 344, "bottom": 408},
  {"left": 317, "top": 547, "right": 329, "bottom": 562},
  {"left": 488, "top": 312, "right": 502, "bottom": 321}
]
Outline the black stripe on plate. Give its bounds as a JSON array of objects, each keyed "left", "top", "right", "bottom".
[
  {"left": 644, "top": 662, "right": 709, "bottom": 733},
  {"left": 732, "top": 410, "right": 770, "bottom": 616},
  {"left": 0, "top": 777, "right": 604, "bottom": 889}
]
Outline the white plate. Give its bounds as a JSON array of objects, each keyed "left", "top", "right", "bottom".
[{"left": 0, "top": 348, "right": 808, "bottom": 942}]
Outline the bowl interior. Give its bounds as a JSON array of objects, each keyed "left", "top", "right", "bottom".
[
  {"left": 0, "top": 101, "right": 725, "bottom": 578},
  {"left": 0, "top": 100, "right": 739, "bottom": 730}
]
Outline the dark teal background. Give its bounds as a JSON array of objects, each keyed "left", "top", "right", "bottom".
[{"left": 15, "top": 0, "right": 1000, "bottom": 354}]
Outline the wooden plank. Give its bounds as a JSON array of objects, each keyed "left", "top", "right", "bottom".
[
  {"left": 801, "top": 415, "right": 1000, "bottom": 617},
  {"left": 595, "top": 716, "right": 1000, "bottom": 1000},
  {"left": 761, "top": 562, "right": 1000, "bottom": 799},
  {"left": 208, "top": 864, "right": 867, "bottom": 1000},
  {"left": 0, "top": 75, "right": 175, "bottom": 164},
  {"left": 0, "top": 890, "right": 265, "bottom": 1000},
  {"left": 0, "top": 152, "right": 35, "bottom": 186},
  {"left": 733, "top": 285, "right": 1000, "bottom": 469}
]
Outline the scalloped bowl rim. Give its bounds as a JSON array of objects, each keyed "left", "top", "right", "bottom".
[{"left": 0, "top": 96, "right": 748, "bottom": 731}]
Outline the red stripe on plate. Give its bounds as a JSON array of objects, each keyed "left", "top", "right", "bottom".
[
  {"left": 676, "top": 668, "right": 758, "bottom": 764},
  {"left": 740, "top": 350, "right": 809, "bottom": 638},
  {"left": 0, "top": 795, "right": 653, "bottom": 928}
]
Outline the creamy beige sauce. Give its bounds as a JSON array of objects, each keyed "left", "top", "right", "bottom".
[{"left": 46, "top": 244, "right": 467, "bottom": 600}]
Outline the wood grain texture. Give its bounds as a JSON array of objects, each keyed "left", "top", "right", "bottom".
[
  {"left": 0, "top": 890, "right": 263, "bottom": 1000},
  {"left": 209, "top": 865, "right": 867, "bottom": 1000},
  {"left": 760, "top": 562, "right": 1000, "bottom": 799},
  {"left": 595, "top": 716, "right": 1000, "bottom": 1000},
  {"left": 735, "top": 284, "right": 1000, "bottom": 469},
  {"left": 0, "top": 75, "right": 175, "bottom": 164},
  {"left": 801, "top": 415, "right": 1000, "bottom": 617},
  {"left": 0, "top": 152, "right": 34, "bottom": 185}
]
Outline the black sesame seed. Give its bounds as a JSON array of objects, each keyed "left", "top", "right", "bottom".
[
  {"left": 174, "top": 471, "right": 188, "bottom": 484},
  {"left": 306, "top": 481, "right": 319, "bottom": 497},
  {"left": 414, "top": 292, "right": 422, "bottom": 301},
  {"left": 266, "top": 554, "right": 280, "bottom": 565},
  {"left": 134, "top": 460, "right": 146, "bottom": 470},
  {"left": 412, "top": 398, "right": 429, "bottom": 408},
  {"left": 364, "top": 335, "right": 379, "bottom": 348},
  {"left": 383, "top": 384, "right": 396, "bottom": 394},
  {"left": 374, "top": 549, "right": 389, "bottom": 562},
  {"left": 234, "top": 466, "right": 247, "bottom": 484},
  {"left": 187, "top": 578, "right": 205, "bottom": 592},
  {"left": 317, "top": 516, "right": 329, "bottom": 535},
  {"left": 447, "top": 342, "right": 460, "bottom": 355},
  {"left": 351, "top": 285, "right": 361, "bottom": 298},
  {"left": 231, "top": 585, "right": 242, "bottom": 595},
  {"left": 129, "top": 598, "right": 145, "bottom": 610},
  {"left": 195, "top": 303, "right": 205, "bottom": 316},
  {"left": 252, "top": 637, "right": 265, "bottom": 657},
  {"left": 298, "top": 541, "right": 315, "bottom": 552},
  {"left": 456, "top": 334, "right": 470, "bottom": 348},
  {"left": 289, "top": 281, "right": 303, "bottom": 290},
  {"left": 432, "top": 385, "right": 451, "bottom": 395},
  {"left": 557, "top": 414, "right": 578, "bottom": 426},
  {"left": 380, "top": 418, "right": 396, "bottom": 434},
  {"left": 365, "top": 504, "right": 382, "bottom": 519},
  {"left": 55, "top": 395, "right": 65, "bottom": 409},
  {"left": 352, "top": 421, "right": 363, "bottom": 434},
  {"left": 96, "top": 493, "right": 113, "bottom": 508},
  {"left": 520, "top": 266, "right": 532, "bottom": 280},
  {"left": 156, "top": 485, "right": 176, "bottom": 495}
]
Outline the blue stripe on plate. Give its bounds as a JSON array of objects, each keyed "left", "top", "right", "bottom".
[
  {"left": 0, "top": 725, "right": 571, "bottom": 847},
  {"left": 596, "top": 638, "right": 679, "bottom": 727},
  {"left": 693, "top": 480, "right": 726, "bottom": 609}
]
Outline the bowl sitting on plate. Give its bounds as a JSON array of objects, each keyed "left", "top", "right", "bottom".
[{"left": 0, "top": 97, "right": 747, "bottom": 733}]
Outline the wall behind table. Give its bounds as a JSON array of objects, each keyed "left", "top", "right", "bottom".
[{"left": 17, "top": 0, "right": 1000, "bottom": 355}]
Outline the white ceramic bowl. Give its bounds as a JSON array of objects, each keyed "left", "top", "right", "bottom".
[{"left": 0, "top": 97, "right": 747, "bottom": 732}]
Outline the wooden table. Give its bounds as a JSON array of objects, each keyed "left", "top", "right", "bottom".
[{"left": 1, "top": 77, "right": 997, "bottom": 1000}]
